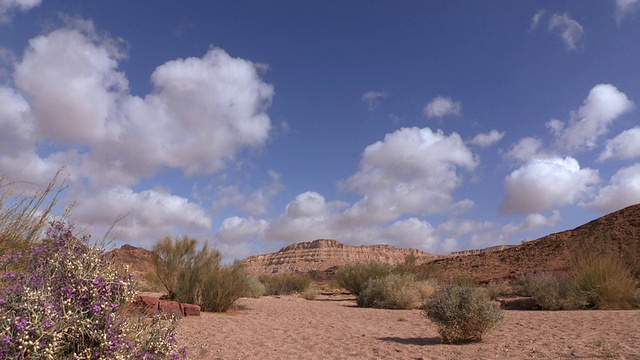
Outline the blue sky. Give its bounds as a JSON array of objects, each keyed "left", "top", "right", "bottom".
[{"left": 1, "top": 1, "right": 640, "bottom": 260}]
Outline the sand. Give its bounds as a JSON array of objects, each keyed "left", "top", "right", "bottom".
[{"left": 176, "top": 295, "right": 640, "bottom": 360}]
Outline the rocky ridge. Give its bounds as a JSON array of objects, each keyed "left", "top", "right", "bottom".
[{"left": 242, "top": 239, "right": 438, "bottom": 276}]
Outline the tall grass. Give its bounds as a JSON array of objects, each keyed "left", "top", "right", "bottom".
[
  {"left": 572, "top": 252, "right": 637, "bottom": 310},
  {"left": 0, "top": 169, "right": 67, "bottom": 260}
]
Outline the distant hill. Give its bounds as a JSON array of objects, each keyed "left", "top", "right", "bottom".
[
  {"left": 431, "top": 203, "right": 640, "bottom": 282},
  {"left": 242, "top": 239, "right": 438, "bottom": 276},
  {"left": 109, "top": 204, "right": 640, "bottom": 285}
]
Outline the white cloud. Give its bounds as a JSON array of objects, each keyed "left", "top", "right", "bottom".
[
  {"left": 550, "top": 84, "right": 634, "bottom": 152},
  {"left": 615, "top": 0, "right": 640, "bottom": 22},
  {"left": 14, "top": 27, "right": 128, "bottom": 144},
  {"left": 0, "top": 0, "right": 41, "bottom": 23},
  {"left": 361, "top": 91, "right": 388, "bottom": 111},
  {"left": 0, "top": 20, "right": 276, "bottom": 249},
  {"left": 507, "top": 137, "right": 543, "bottom": 162},
  {"left": 530, "top": 11, "right": 584, "bottom": 51},
  {"left": 211, "top": 170, "right": 283, "bottom": 216},
  {"left": 521, "top": 210, "right": 561, "bottom": 231},
  {"left": 589, "top": 163, "right": 640, "bottom": 212},
  {"left": 529, "top": 10, "right": 546, "bottom": 31},
  {"left": 469, "top": 130, "right": 505, "bottom": 148},
  {"left": 424, "top": 96, "right": 462, "bottom": 119},
  {"left": 599, "top": 127, "right": 640, "bottom": 161},
  {"left": 381, "top": 218, "right": 440, "bottom": 251},
  {"left": 0, "top": 86, "right": 33, "bottom": 156},
  {"left": 501, "top": 156, "right": 599, "bottom": 214},
  {"left": 71, "top": 186, "right": 211, "bottom": 246},
  {"left": 548, "top": 13, "right": 585, "bottom": 51},
  {"left": 342, "top": 127, "right": 477, "bottom": 222},
  {"left": 5, "top": 21, "right": 274, "bottom": 184}
]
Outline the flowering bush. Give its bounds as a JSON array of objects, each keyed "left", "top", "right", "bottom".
[{"left": 0, "top": 221, "right": 187, "bottom": 359}]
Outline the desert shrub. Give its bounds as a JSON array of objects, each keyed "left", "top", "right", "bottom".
[
  {"left": 0, "top": 221, "right": 186, "bottom": 359},
  {"left": 357, "top": 273, "right": 423, "bottom": 309},
  {"left": 336, "top": 261, "right": 394, "bottom": 295},
  {"left": 302, "top": 287, "right": 320, "bottom": 300},
  {"left": 200, "top": 261, "right": 250, "bottom": 312},
  {"left": 243, "top": 275, "right": 266, "bottom": 298},
  {"left": 153, "top": 235, "right": 249, "bottom": 312},
  {"left": 572, "top": 253, "right": 637, "bottom": 310},
  {"left": 423, "top": 284, "right": 503, "bottom": 344},
  {"left": 483, "top": 280, "right": 512, "bottom": 300},
  {"left": 259, "top": 273, "right": 312, "bottom": 295},
  {"left": 516, "top": 272, "right": 583, "bottom": 310}
]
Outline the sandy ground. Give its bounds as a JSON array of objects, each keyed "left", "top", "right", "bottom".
[{"left": 176, "top": 295, "right": 640, "bottom": 360}]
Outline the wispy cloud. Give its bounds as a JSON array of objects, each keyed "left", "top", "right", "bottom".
[
  {"left": 530, "top": 11, "right": 585, "bottom": 51},
  {"left": 615, "top": 0, "right": 640, "bottom": 23},
  {"left": 361, "top": 90, "right": 388, "bottom": 111}
]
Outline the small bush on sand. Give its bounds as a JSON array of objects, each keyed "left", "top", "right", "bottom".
[
  {"left": 336, "top": 261, "right": 394, "bottom": 296},
  {"left": 572, "top": 253, "right": 636, "bottom": 310},
  {"left": 153, "top": 235, "right": 250, "bottom": 312},
  {"left": 423, "top": 284, "right": 503, "bottom": 344},
  {"left": 243, "top": 276, "right": 266, "bottom": 298},
  {"left": 200, "top": 261, "right": 250, "bottom": 312},
  {"left": 516, "top": 272, "right": 583, "bottom": 310},
  {"left": 259, "top": 273, "right": 312, "bottom": 295},
  {"left": 483, "top": 280, "right": 512, "bottom": 300},
  {"left": 357, "top": 273, "right": 424, "bottom": 309},
  {"left": 0, "top": 221, "right": 186, "bottom": 359}
]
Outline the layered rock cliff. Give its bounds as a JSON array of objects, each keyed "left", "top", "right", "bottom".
[{"left": 242, "top": 239, "right": 438, "bottom": 275}]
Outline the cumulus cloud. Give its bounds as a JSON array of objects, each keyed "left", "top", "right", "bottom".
[
  {"left": 0, "top": 0, "right": 41, "bottom": 23},
  {"left": 0, "top": 19, "right": 275, "bottom": 246},
  {"left": 599, "top": 127, "right": 640, "bottom": 161},
  {"left": 549, "top": 84, "right": 634, "bottom": 153},
  {"left": 361, "top": 90, "right": 388, "bottom": 111},
  {"left": 589, "top": 164, "right": 640, "bottom": 212},
  {"left": 530, "top": 11, "right": 585, "bottom": 51},
  {"left": 501, "top": 156, "right": 599, "bottom": 214},
  {"left": 71, "top": 186, "right": 211, "bottom": 246},
  {"left": 615, "top": 0, "right": 640, "bottom": 22},
  {"left": 342, "top": 127, "right": 477, "bottom": 223},
  {"left": 469, "top": 130, "right": 505, "bottom": 148},
  {"left": 424, "top": 96, "right": 462, "bottom": 119},
  {"left": 506, "top": 137, "right": 543, "bottom": 162}
]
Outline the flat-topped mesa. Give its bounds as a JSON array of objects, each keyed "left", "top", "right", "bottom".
[{"left": 242, "top": 239, "right": 438, "bottom": 276}]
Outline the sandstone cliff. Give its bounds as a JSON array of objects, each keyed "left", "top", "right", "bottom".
[{"left": 242, "top": 239, "right": 439, "bottom": 276}]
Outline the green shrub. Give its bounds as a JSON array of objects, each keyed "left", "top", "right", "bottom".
[
  {"left": 572, "top": 253, "right": 637, "bottom": 310},
  {"left": 516, "top": 272, "right": 583, "bottom": 310},
  {"left": 423, "top": 284, "right": 503, "bottom": 344},
  {"left": 200, "top": 261, "right": 250, "bottom": 312},
  {"left": 243, "top": 275, "right": 266, "bottom": 298},
  {"left": 302, "top": 287, "right": 320, "bottom": 300},
  {"left": 483, "top": 280, "right": 512, "bottom": 300},
  {"left": 153, "top": 236, "right": 250, "bottom": 312},
  {"left": 357, "top": 273, "right": 423, "bottom": 309},
  {"left": 336, "top": 261, "right": 394, "bottom": 295},
  {"left": 259, "top": 273, "right": 312, "bottom": 295}
]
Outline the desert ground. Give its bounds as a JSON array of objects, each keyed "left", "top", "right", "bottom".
[{"left": 176, "top": 295, "right": 640, "bottom": 360}]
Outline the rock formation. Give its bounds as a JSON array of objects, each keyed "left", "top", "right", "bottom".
[
  {"left": 242, "top": 239, "right": 438, "bottom": 276},
  {"left": 431, "top": 203, "right": 640, "bottom": 282}
]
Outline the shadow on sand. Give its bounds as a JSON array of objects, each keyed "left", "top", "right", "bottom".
[{"left": 377, "top": 337, "right": 441, "bottom": 346}]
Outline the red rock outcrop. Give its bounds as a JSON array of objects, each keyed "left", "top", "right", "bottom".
[{"left": 242, "top": 239, "right": 438, "bottom": 276}]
